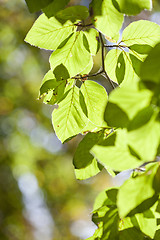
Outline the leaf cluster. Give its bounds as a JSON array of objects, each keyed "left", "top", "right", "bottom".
[{"left": 25, "top": 0, "right": 160, "bottom": 239}]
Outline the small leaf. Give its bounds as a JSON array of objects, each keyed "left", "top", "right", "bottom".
[
  {"left": 113, "top": 0, "right": 152, "bottom": 15},
  {"left": 90, "top": 0, "right": 124, "bottom": 41},
  {"left": 25, "top": 14, "right": 76, "bottom": 50}
]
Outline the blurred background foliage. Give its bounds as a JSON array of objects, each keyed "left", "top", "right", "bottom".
[{"left": 0, "top": 0, "right": 160, "bottom": 239}]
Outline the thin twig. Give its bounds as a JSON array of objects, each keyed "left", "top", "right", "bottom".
[
  {"left": 73, "top": 70, "right": 104, "bottom": 80},
  {"left": 99, "top": 33, "right": 115, "bottom": 89}
]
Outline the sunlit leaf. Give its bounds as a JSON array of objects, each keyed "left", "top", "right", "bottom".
[
  {"left": 52, "top": 85, "right": 88, "bottom": 143},
  {"left": 117, "top": 163, "right": 159, "bottom": 218},
  {"left": 90, "top": 0, "right": 124, "bottom": 41},
  {"left": 122, "top": 20, "right": 160, "bottom": 47},
  {"left": 50, "top": 32, "right": 93, "bottom": 78},
  {"left": 25, "top": 14, "right": 76, "bottom": 50},
  {"left": 80, "top": 80, "right": 108, "bottom": 127}
]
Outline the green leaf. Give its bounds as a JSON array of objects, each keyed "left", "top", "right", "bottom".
[
  {"left": 140, "top": 42, "right": 160, "bottom": 83},
  {"left": 84, "top": 28, "right": 99, "bottom": 55},
  {"left": 113, "top": 0, "right": 152, "bottom": 15},
  {"left": 73, "top": 132, "right": 104, "bottom": 169},
  {"left": 128, "top": 114, "right": 160, "bottom": 161},
  {"left": 80, "top": 80, "right": 108, "bottom": 127},
  {"left": 74, "top": 158, "right": 103, "bottom": 180},
  {"left": 93, "top": 188, "right": 118, "bottom": 211},
  {"left": 39, "top": 70, "right": 66, "bottom": 104},
  {"left": 132, "top": 211, "right": 157, "bottom": 238},
  {"left": 104, "top": 102, "right": 130, "bottom": 128},
  {"left": 117, "top": 163, "right": 159, "bottom": 218},
  {"left": 105, "top": 49, "right": 140, "bottom": 87},
  {"left": 106, "top": 86, "right": 153, "bottom": 120},
  {"left": 52, "top": 85, "right": 88, "bottom": 143},
  {"left": 90, "top": 0, "right": 124, "bottom": 41},
  {"left": 91, "top": 129, "right": 142, "bottom": 171},
  {"left": 49, "top": 32, "right": 93, "bottom": 78},
  {"left": 43, "top": 0, "right": 69, "bottom": 18},
  {"left": 25, "top": 0, "right": 53, "bottom": 13},
  {"left": 25, "top": 14, "right": 76, "bottom": 50},
  {"left": 122, "top": 20, "right": 160, "bottom": 47},
  {"left": 119, "top": 227, "right": 146, "bottom": 240},
  {"left": 56, "top": 6, "right": 89, "bottom": 22},
  {"left": 73, "top": 132, "right": 104, "bottom": 180}
]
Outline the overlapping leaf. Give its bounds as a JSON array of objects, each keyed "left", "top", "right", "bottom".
[
  {"left": 113, "top": 0, "right": 152, "bottom": 15},
  {"left": 39, "top": 70, "right": 66, "bottom": 104},
  {"left": 91, "top": 129, "right": 142, "bottom": 171},
  {"left": 80, "top": 80, "right": 108, "bottom": 127},
  {"left": 50, "top": 31, "right": 93, "bottom": 78},
  {"left": 25, "top": 0, "right": 53, "bottom": 12},
  {"left": 42, "top": 0, "right": 69, "bottom": 18},
  {"left": 73, "top": 132, "right": 104, "bottom": 180},
  {"left": 105, "top": 49, "right": 141, "bottom": 86}
]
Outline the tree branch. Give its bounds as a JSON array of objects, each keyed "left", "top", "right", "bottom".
[{"left": 99, "top": 33, "right": 115, "bottom": 89}]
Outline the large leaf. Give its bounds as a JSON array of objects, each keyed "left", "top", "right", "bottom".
[
  {"left": 25, "top": 0, "right": 53, "bottom": 13},
  {"left": 80, "top": 80, "right": 108, "bottom": 127},
  {"left": 91, "top": 129, "right": 142, "bottom": 171},
  {"left": 52, "top": 85, "right": 88, "bottom": 143},
  {"left": 90, "top": 0, "right": 124, "bottom": 41},
  {"left": 113, "top": 0, "right": 152, "bottom": 15},
  {"left": 49, "top": 32, "right": 93, "bottom": 78},
  {"left": 117, "top": 163, "right": 159, "bottom": 218},
  {"left": 122, "top": 20, "right": 160, "bottom": 47},
  {"left": 140, "top": 42, "right": 160, "bottom": 83},
  {"left": 25, "top": 14, "right": 76, "bottom": 50}
]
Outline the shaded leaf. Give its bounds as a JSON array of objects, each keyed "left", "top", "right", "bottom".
[{"left": 113, "top": 0, "right": 152, "bottom": 16}]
